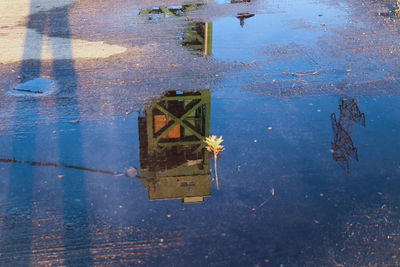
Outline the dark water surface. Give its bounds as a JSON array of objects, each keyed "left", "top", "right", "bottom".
[{"left": 1, "top": 0, "right": 400, "bottom": 266}]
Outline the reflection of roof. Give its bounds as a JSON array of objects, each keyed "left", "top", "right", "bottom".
[{"left": 141, "top": 174, "right": 211, "bottom": 202}]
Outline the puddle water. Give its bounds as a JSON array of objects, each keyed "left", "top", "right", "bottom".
[
  {"left": 210, "top": 0, "right": 347, "bottom": 63},
  {"left": 1, "top": 0, "right": 400, "bottom": 265}
]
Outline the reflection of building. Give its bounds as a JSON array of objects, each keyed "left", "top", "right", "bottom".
[
  {"left": 182, "top": 22, "right": 213, "bottom": 56},
  {"left": 331, "top": 98, "right": 365, "bottom": 172},
  {"left": 138, "top": 90, "right": 211, "bottom": 203}
]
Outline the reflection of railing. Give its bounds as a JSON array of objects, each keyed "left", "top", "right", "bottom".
[
  {"left": 138, "top": 90, "right": 211, "bottom": 203},
  {"left": 331, "top": 98, "right": 365, "bottom": 172}
]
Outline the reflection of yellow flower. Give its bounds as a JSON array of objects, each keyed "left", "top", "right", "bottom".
[
  {"left": 204, "top": 135, "right": 224, "bottom": 190},
  {"left": 204, "top": 135, "right": 225, "bottom": 156},
  {"left": 395, "top": 0, "right": 400, "bottom": 16}
]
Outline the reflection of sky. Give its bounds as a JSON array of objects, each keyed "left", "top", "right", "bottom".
[
  {"left": 211, "top": 0, "right": 347, "bottom": 62},
  {"left": 211, "top": 87, "right": 400, "bottom": 178}
]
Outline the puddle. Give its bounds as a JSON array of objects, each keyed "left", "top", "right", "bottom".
[
  {"left": 9, "top": 77, "right": 56, "bottom": 96},
  {"left": 209, "top": 0, "right": 347, "bottom": 63}
]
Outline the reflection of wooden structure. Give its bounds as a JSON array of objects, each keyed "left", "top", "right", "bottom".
[
  {"left": 139, "top": 4, "right": 204, "bottom": 17},
  {"left": 182, "top": 22, "right": 213, "bottom": 56},
  {"left": 331, "top": 98, "right": 365, "bottom": 172},
  {"left": 236, "top": 12, "right": 255, "bottom": 27},
  {"left": 138, "top": 90, "right": 211, "bottom": 203}
]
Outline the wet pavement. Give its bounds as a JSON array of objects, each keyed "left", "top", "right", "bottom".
[{"left": 1, "top": 0, "right": 400, "bottom": 266}]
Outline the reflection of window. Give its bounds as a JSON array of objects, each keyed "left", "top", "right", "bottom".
[
  {"left": 154, "top": 115, "right": 181, "bottom": 139},
  {"left": 138, "top": 90, "right": 211, "bottom": 203},
  {"left": 331, "top": 98, "right": 365, "bottom": 173}
]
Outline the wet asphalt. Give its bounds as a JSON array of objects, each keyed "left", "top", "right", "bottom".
[{"left": 1, "top": 0, "right": 400, "bottom": 266}]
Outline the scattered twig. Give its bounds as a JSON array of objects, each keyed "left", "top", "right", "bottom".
[
  {"left": 0, "top": 156, "right": 137, "bottom": 178},
  {"left": 259, "top": 188, "right": 275, "bottom": 207},
  {"left": 283, "top": 70, "right": 320, "bottom": 77},
  {"left": 259, "top": 196, "right": 272, "bottom": 207}
]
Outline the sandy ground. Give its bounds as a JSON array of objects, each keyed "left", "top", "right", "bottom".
[{"left": 0, "top": 0, "right": 126, "bottom": 63}]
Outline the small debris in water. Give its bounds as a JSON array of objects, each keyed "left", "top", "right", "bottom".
[
  {"left": 268, "top": 126, "right": 272, "bottom": 131},
  {"left": 125, "top": 166, "right": 137, "bottom": 177}
]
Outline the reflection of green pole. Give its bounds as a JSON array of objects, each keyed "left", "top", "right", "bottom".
[
  {"left": 202, "top": 90, "right": 211, "bottom": 173},
  {"left": 202, "top": 89, "right": 211, "bottom": 137},
  {"left": 204, "top": 22, "right": 213, "bottom": 56},
  {"left": 146, "top": 104, "right": 155, "bottom": 154}
]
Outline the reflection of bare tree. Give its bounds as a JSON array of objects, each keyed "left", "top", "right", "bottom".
[
  {"left": 331, "top": 98, "right": 365, "bottom": 173},
  {"left": 138, "top": 90, "right": 211, "bottom": 203}
]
